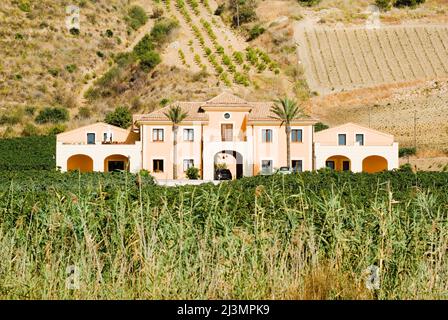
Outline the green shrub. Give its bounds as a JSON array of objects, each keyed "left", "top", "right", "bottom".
[
  {"left": 65, "top": 64, "right": 77, "bottom": 73},
  {"left": 21, "top": 123, "right": 39, "bottom": 137},
  {"left": 248, "top": 24, "right": 265, "bottom": 41},
  {"left": 69, "top": 28, "right": 80, "bottom": 36},
  {"left": 399, "top": 147, "right": 417, "bottom": 157},
  {"left": 105, "top": 29, "right": 114, "bottom": 37},
  {"left": 394, "top": 0, "right": 425, "bottom": 7},
  {"left": 126, "top": 5, "right": 148, "bottom": 30},
  {"left": 314, "top": 122, "right": 329, "bottom": 132},
  {"left": 298, "top": 0, "right": 321, "bottom": 6},
  {"left": 150, "top": 18, "right": 179, "bottom": 46},
  {"left": 77, "top": 107, "right": 91, "bottom": 119},
  {"left": 376, "top": 0, "right": 392, "bottom": 10},
  {"left": 133, "top": 34, "right": 155, "bottom": 57},
  {"left": 139, "top": 51, "right": 161, "bottom": 71},
  {"left": 105, "top": 106, "right": 132, "bottom": 129},
  {"left": 47, "top": 124, "right": 67, "bottom": 135},
  {"left": 18, "top": 0, "right": 31, "bottom": 12},
  {"left": 186, "top": 166, "right": 199, "bottom": 180},
  {"left": 35, "top": 107, "right": 69, "bottom": 124}
]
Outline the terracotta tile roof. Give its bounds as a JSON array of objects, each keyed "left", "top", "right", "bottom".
[
  {"left": 135, "top": 92, "right": 315, "bottom": 123},
  {"left": 136, "top": 102, "right": 208, "bottom": 122},
  {"left": 201, "top": 92, "right": 249, "bottom": 107}
]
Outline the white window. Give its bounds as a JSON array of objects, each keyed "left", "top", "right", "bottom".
[
  {"left": 261, "top": 160, "right": 273, "bottom": 174},
  {"left": 291, "top": 129, "right": 302, "bottom": 142},
  {"left": 356, "top": 134, "right": 364, "bottom": 146},
  {"left": 87, "top": 133, "right": 95, "bottom": 144},
  {"left": 183, "top": 129, "right": 194, "bottom": 141},
  {"left": 262, "top": 129, "right": 272, "bottom": 143},
  {"left": 183, "top": 159, "right": 194, "bottom": 171},
  {"left": 292, "top": 160, "right": 303, "bottom": 172},
  {"left": 153, "top": 159, "right": 164, "bottom": 172},
  {"left": 338, "top": 134, "right": 346, "bottom": 146},
  {"left": 153, "top": 129, "right": 164, "bottom": 141}
]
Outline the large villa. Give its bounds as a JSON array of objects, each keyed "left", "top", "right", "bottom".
[{"left": 56, "top": 92, "right": 399, "bottom": 180}]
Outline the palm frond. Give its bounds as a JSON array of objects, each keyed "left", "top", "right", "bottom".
[{"left": 164, "top": 104, "right": 188, "bottom": 124}]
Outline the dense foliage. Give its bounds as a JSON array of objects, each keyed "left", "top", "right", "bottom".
[
  {"left": 104, "top": 106, "right": 132, "bottom": 129},
  {"left": 125, "top": 5, "right": 148, "bottom": 30},
  {"left": 35, "top": 107, "right": 69, "bottom": 124},
  {"left": 0, "top": 170, "right": 447, "bottom": 299},
  {"left": 0, "top": 135, "right": 55, "bottom": 170}
]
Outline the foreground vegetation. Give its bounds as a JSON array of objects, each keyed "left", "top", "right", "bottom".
[{"left": 0, "top": 170, "right": 447, "bottom": 299}]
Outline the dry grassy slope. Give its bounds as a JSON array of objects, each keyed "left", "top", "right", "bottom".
[{"left": 0, "top": 0, "right": 154, "bottom": 129}]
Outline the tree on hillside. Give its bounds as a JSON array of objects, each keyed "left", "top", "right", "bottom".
[
  {"left": 164, "top": 105, "right": 188, "bottom": 180},
  {"left": 105, "top": 106, "right": 132, "bottom": 129},
  {"left": 270, "top": 98, "right": 305, "bottom": 168}
]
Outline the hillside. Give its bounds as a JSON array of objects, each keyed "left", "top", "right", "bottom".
[{"left": 1, "top": 0, "right": 448, "bottom": 166}]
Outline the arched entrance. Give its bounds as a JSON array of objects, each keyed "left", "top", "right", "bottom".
[
  {"left": 214, "top": 150, "right": 243, "bottom": 179},
  {"left": 362, "top": 155, "right": 388, "bottom": 173},
  {"left": 104, "top": 154, "right": 129, "bottom": 172},
  {"left": 67, "top": 154, "right": 93, "bottom": 172},
  {"left": 325, "top": 155, "right": 351, "bottom": 171}
]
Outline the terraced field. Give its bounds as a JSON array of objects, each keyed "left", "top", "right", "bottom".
[{"left": 295, "top": 25, "right": 448, "bottom": 94}]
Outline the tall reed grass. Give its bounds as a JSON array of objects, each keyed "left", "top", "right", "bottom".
[{"left": 0, "top": 170, "right": 447, "bottom": 299}]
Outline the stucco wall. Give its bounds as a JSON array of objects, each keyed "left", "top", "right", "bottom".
[
  {"left": 314, "top": 123, "right": 394, "bottom": 146},
  {"left": 314, "top": 143, "right": 399, "bottom": 172},
  {"left": 56, "top": 142, "right": 142, "bottom": 173},
  {"left": 252, "top": 124, "right": 313, "bottom": 174},
  {"left": 57, "top": 122, "right": 138, "bottom": 144},
  {"left": 142, "top": 123, "right": 202, "bottom": 179}
]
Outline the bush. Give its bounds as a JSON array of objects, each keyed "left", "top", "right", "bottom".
[
  {"left": 214, "top": 3, "right": 225, "bottom": 16},
  {"left": 69, "top": 28, "right": 80, "bottom": 36},
  {"left": 139, "top": 51, "right": 161, "bottom": 71},
  {"left": 247, "top": 24, "right": 265, "bottom": 41},
  {"left": 126, "top": 6, "right": 148, "bottom": 30},
  {"left": 376, "top": 0, "right": 392, "bottom": 10},
  {"left": 186, "top": 166, "right": 200, "bottom": 180},
  {"left": 47, "top": 124, "right": 67, "bottom": 135},
  {"left": 394, "top": 0, "right": 425, "bottom": 7},
  {"left": 151, "top": 6, "right": 164, "bottom": 19},
  {"left": 314, "top": 122, "right": 329, "bottom": 132},
  {"left": 77, "top": 107, "right": 91, "bottom": 119},
  {"left": 65, "top": 64, "right": 77, "bottom": 73},
  {"left": 105, "top": 106, "right": 132, "bottom": 129},
  {"left": 35, "top": 107, "right": 69, "bottom": 124},
  {"left": 21, "top": 123, "right": 39, "bottom": 137},
  {"left": 133, "top": 34, "right": 155, "bottom": 58},
  {"left": 297, "top": 0, "right": 321, "bottom": 6},
  {"left": 18, "top": 0, "right": 31, "bottom": 12},
  {"left": 399, "top": 147, "right": 417, "bottom": 157},
  {"left": 150, "top": 18, "right": 179, "bottom": 46},
  {"left": 105, "top": 29, "right": 114, "bottom": 37}
]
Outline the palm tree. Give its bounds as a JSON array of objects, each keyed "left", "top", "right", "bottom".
[
  {"left": 270, "top": 97, "right": 305, "bottom": 168},
  {"left": 164, "top": 105, "right": 188, "bottom": 179}
]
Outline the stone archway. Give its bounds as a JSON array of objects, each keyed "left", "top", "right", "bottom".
[
  {"left": 214, "top": 150, "right": 243, "bottom": 179},
  {"left": 67, "top": 154, "right": 93, "bottom": 172},
  {"left": 362, "top": 155, "right": 388, "bottom": 173},
  {"left": 104, "top": 154, "right": 129, "bottom": 172},
  {"left": 325, "top": 155, "right": 351, "bottom": 172}
]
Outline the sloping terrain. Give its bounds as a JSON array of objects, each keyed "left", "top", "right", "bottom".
[{"left": 295, "top": 25, "right": 448, "bottom": 94}]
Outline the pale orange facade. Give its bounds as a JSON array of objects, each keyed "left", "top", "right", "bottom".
[{"left": 56, "top": 92, "right": 399, "bottom": 179}]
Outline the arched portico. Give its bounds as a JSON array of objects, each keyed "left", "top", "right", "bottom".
[
  {"left": 325, "top": 155, "right": 351, "bottom": 171},
  {"left": 214, "top": 150, "right": 243, "bottom": 179},
  {"left": 362, "top": 155, "right": 388, "bottom": 173},
  {"left": 67, "top": 154, "right": 93, "bottom": 172},
  {"left": 104, "top": 154, "right": 129, "bottom": 172}
]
